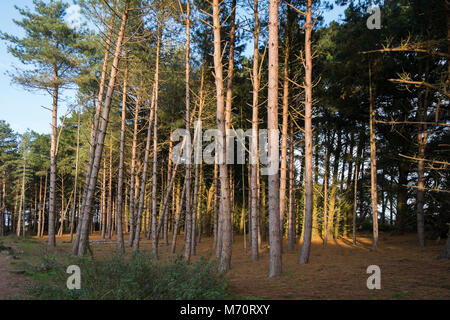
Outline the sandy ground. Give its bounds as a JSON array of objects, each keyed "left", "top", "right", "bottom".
[
  {"left": 0, "top": 244, "right": 30, "bottom": 300},
  {"left": 0, "top": 231, "right": 449, "bottom": 300}
]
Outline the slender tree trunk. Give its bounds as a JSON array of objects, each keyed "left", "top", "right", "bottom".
[
  {"left": 107, "top": 134, "right": 113, "bottom": 239},
  {"left": 17, "top": 151, "right": 27, "bottom": 237},
  {"left": 287, "top": 121, "right": 296, "bottom": 250},
  {"left": 328, "top": 131, "right": 342, "bottom": 239},
  {"left": 149, "top": 29, "right": 161, "bottom": 255},
  {"left": 171, "top": 181, "right": 186, "bottom": 254},
  {"left": 100, "top": 158, "right": 107, "bottom": 239},
  {"left": 134, "top": 81, "right": 156, "bottom": 252},
  {"left": 48, "top": 80, "right": 59, "bottom": 246},
  {"left": 369, "top": 65, "right": 378, "bottom": 251},
  {"left": 70, "top": 107, "right": 81, "bottom": 242},
  {"left": 353, "top": 134, "right": 363, "bottom": 245},
  {"left": 72, "top": 4, "right": 117, "bottom": 254},
  {"left": 212, "top": 0, "right": 232, "bottom": 272},
  {"left": 164, "top": 130, "right": 173, "bottom": 246},
  {"left": 299, "top": 0, "right": 314, "bottom": 265},
  {"left": 323, "top": 150, "right": 329, "bottom": 245},
  {"left": 344, "top": 132, "right": 355, "bottom": 237},
  {"left": 191, "top": 68, "right": 206, "bottom": 256},
  {"left": 280, "top": 9, "right": 291, "bottom": 236},
  {"left": 127, "top": 89, "right": 141, "bottom": 247},
  {"left": 416, "top": 88, "right": 429, "bottom": 247},
  {"left": 183, "top": 0, "right": 193, "bottom": 262},
  {"left": 40, "top": 173, "right": 48, "bottom": 237},
  {"left": 250, "top": 0, "right": 260, "bottom": 262},
  {"left": 0, "top": 177, "right": 5, "bottom": 236},
  {"left": 116, "top": 61, "right": 128, "bottom": 254},
  {"left": 76, "top": 1, "right": 129, "bottom": 256},
  {"left": 267, "top": 0, "right": 282, "bottom": 277}
]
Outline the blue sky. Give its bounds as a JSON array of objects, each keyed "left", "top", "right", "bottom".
[{"left": 0, "top": 0, "right": 347, "bottom": 135}]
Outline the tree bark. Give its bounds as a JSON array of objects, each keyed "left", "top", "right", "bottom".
[
  {"left": 250, "top": 0, "right": 260, "bottom": 262},
  {"left": 212, "top": 0, "right": 232, "bottom": 272},
  {"left": 183, "top": 0, "right": 193, "bottom": 262},
  {"left": 287, "top": 121, "right": 296, "bottom": 251},
  {"left": 268, "top": 0, "right": 282, "bottom": 277},
  {"left": 369, "top": 65, "right": 379, "bottom": 251},
  {"left": 76, "top": 1, "right": 129, "bottom": 256},
  {"left": 48, "top": 80, "right": 58, "bottom": 246},
  {"left": 299, "top": 0, "right": 313, "bottom": 265},
  {"left": 116, "top": 60, "right": 128, "bottom": 254}
]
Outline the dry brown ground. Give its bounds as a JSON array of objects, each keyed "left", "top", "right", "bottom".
[
  {"left": 1, "top": 231, "right": 449, "bottom": 300},
  {"left": 0, "top": 243, "right": 31, "bottom": 300}
]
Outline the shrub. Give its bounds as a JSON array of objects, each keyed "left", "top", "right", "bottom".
[{"left": 27, "top": 252, "right": 228, "bottom": 300}]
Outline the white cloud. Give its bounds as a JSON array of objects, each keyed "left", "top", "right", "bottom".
[{"left": 66, "top": 4, "right": 82, "bottom": 29}]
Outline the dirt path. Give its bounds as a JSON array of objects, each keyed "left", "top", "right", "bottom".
[{"left": 0, "top": 244, "right": 30, "bottom": 300}]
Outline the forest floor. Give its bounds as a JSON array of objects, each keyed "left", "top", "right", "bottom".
[{"left": 0, "top": 232, "right": 449, "bottom": 300}]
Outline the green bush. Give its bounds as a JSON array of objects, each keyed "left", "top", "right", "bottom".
[{"left": 27, "top": 252, "right": 228, "bottom": 300}]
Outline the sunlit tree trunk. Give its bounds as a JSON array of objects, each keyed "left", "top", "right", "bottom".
[
  {"left": 352, "top": 138, "right": 362, "bottom": 245},
  {"left": 150, "top": 29, "right": 162, "bottom": 254},
  {"left": 268, "top": 0, "right": 282, "bottom": 277},
  {"left": 76, "top": 1, "right": 129, "bottom": 256},
  {"left": 72, "top": 6, "right": 116, "bottom": 254},
  {"left": 212, "top": 0, "right": 232, "bottom": 272},
  {"left": 48, "top": 78, "right": 58, "bottom": 246},
  {"left": 328, "top": 130, "right": 342, "bottom": 239},
  {"left": 280, "top": 7, "right": 291, "bottom": 237},
  {"left": 107, "top": 133, "right": 113, "bottom": 239},
  {"left": 127, "top": 89, "right": 140, "bottom": 247},
  {"left": 369, "top": 65, "right": 378, "bottom": 251},
  {"left": 133, "top": 81, "right": 156, "bottom": 252},
  {"left": 299, "top": 0, "right": 314, "bottom": 265},
  {"left": 171, "top": 180, "right": 186, "bottom": 254},
  {"left": 250, "top": 0, "right": 260, "bottom": 262},
  {"left": 0, "top": 178, "right": 5, "bottom": 236},
  {"left": 287, "top": 121, "right": 296, "bottom": 251},
  {"left": 116, "top": 61, "right": 128, "bottom": 254},
  {"left": 17, "top": 148, "right": 27, "bottom": 237},
  {"left": 69, "top": 107, "right": 81, "bottom": 242}
]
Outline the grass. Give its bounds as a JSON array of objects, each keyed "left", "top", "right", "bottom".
[{"left": 25, "top": 251, "right": 229, "bottom": 300}]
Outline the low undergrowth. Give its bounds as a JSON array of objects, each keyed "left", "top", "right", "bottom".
[{"left": 27, "top": 252, "right": 228, "bottom": 300}]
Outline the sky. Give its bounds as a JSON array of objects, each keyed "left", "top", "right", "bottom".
[{"left": 0, "top": 0, "right": 347, "bottom": 135}]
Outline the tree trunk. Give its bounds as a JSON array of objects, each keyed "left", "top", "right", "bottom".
[
  {"left": 212, "top": 0, "right": 232, "bottom": 272},
  {"left": 133, "top": 81, "right": 156, "bottom": 252},
  {"left": 17, "top": 150, "right": 27, "bottom": 237},
  {"left": 416, "top": 87, "right": 429, "bottom": 248},
  {"left": 171, "top": 181, "right": 186, "bottom": 254},
  {"left": 268, "top": 0, "right": 282, "bottom": 277},
  {"left": 116, "top": 60, "right": 128, "bottom": 254},
  {"left": 107, "top": 133, "right": 113, "bottom": 239},
  {"left": 183, "top": 0, "right": 193, "bottom": 262},
  {"left": 70, "top": 107, "right": 81, "bottom": 242},
  {"left": 328, "top": 130, "right": 342, "bottom": 239},
  {"left": 72, "top": 6, "right": 116, "bottom": 254},
  {"left": 287, "top": 121, "right": 296, "bottom": 251},
  {"left": 250, "top": 0, "right": 260, "bottom": 262},
  {"left": 76, "top": 1, "right": 129, "bottom": 256},
  {"left": 280, "top": 7, "right": 291, "bottom": 237},
  {"left": 353, "top": 134, "right": 363, "bottom": 245},
  {"left": 299, "top": 0, "right": 313, "bottom": 265},
  {"left": 48, "top": 80, "right": 58, "bottom": 246},
  {"left": 323, "top": 150, "right": 329, "bottom": 245},
  {"left": 369, "top": 65, "right": 378, "bottom": 251}
]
